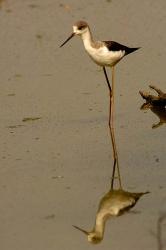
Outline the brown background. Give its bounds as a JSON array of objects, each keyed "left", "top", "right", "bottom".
[{"left": 0, "top": 1, "right": 166, "bottom": 249}]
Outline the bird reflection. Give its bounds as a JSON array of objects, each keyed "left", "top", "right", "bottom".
[
  {"left": 73, "top": 143, "right": 149, "bottom": 244},
  {"left": 141, "top": 104, "right": 166, "bottom": 129},
  {"left": 72, "top": 79, "right": 149, "bottom": 244},
  {"left": 73, "top": 188, "right": 149, "bottom": 244},
  {"left": 73, "top": 109, "right": 149, "bottom": 244}
]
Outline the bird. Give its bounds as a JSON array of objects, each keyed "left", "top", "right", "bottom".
[
  {"left": 60, "top": 20, "right": 140, "bottom": 173},
  {"left": 60, "top": 20, "right": 139, "bottom": 69},
  {"left": 73, "top": 189, "right": 149, "bottom": 244}
]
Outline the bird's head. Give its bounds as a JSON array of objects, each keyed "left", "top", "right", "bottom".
[
  {"left": 73, "top": 20, "right": 89, "bottom": 35},
  {"left": 73, "top": 225, "right": 102, "bottom": 244},
  {"left": 87, "top": 232, "right": 103, "bottom": 244},
  {"left": 60, "top": 20, "right": 89, "bottom": 47}
]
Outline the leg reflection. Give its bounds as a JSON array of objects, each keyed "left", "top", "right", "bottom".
[{"left": 73, "top": 67, "right": 149, "bottom": 244}]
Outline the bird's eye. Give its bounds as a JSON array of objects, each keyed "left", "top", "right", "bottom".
[{"left": 78, "top": 26, "right": 84, "bottom": 30}]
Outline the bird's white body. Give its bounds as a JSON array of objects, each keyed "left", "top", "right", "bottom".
[{"left": 78, "top": 27, "right": 125, "bottom": 67}]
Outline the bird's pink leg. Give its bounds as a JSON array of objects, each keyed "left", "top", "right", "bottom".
[
  {"left": 103, "top": 66, "right": 122, "bottom": 189},
  {"left": 109, "top": 66, "right": 122, "bottom": 189}
]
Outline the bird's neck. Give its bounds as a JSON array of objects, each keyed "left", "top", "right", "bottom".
[
  {"left": 92, "top": 213, "right": 108, "bottom": 238},
  {"left": 81, "top": 28, "right": 95, "bottom": 50}
]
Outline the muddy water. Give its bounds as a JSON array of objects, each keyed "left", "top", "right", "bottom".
[{"left": 0, "top": 1, "right": 166, "bottom": 250}]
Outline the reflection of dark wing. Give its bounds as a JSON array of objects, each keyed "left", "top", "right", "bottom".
[
  {"left": 118, "top": 191, "right": 149, "bottom": 215},
  {"left": 103, "top": 41, "right": 140, "bottom": 55},
  {"left": 119, "top": 198, "right": 136, "bottom": 215}
]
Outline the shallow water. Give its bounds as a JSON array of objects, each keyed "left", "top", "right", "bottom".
[{"left": 0, "top": 1, "right": 166, "bottom": 249}]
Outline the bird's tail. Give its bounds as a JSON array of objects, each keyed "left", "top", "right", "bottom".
[
  {"left": 126, "top": 47, "right": 140, "bottom": 55},
  {"left": 134, "top": 191, "right": 150, "bottom": 201}
]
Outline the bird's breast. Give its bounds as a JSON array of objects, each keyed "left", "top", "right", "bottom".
[{"left": 84, "top": 44, "right": 125, "bottom": 67}]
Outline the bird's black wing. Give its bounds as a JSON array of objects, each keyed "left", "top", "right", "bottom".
[{"left": 103, "top": 41, "right": 139, "bottom": 55}]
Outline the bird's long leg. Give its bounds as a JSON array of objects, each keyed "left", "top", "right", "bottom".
[
  {"left": 103, "top": 66, "right": 112, "bottom": 93},
  {"left": 103, "top": 67, "right": 116, "bottom": 183},
  {"left": 110, "top": 66, "right": 122, "bottom": 190},
  {"left": 103, "top": 66, "right": 122, "bottom": 189}
]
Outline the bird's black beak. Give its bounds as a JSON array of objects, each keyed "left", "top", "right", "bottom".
[
  {"left": 60, "top": 32, "right": 75, "bottom": 48},
  {"left": 73, "top": 225, "right": 89, "bottom": 235}
]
